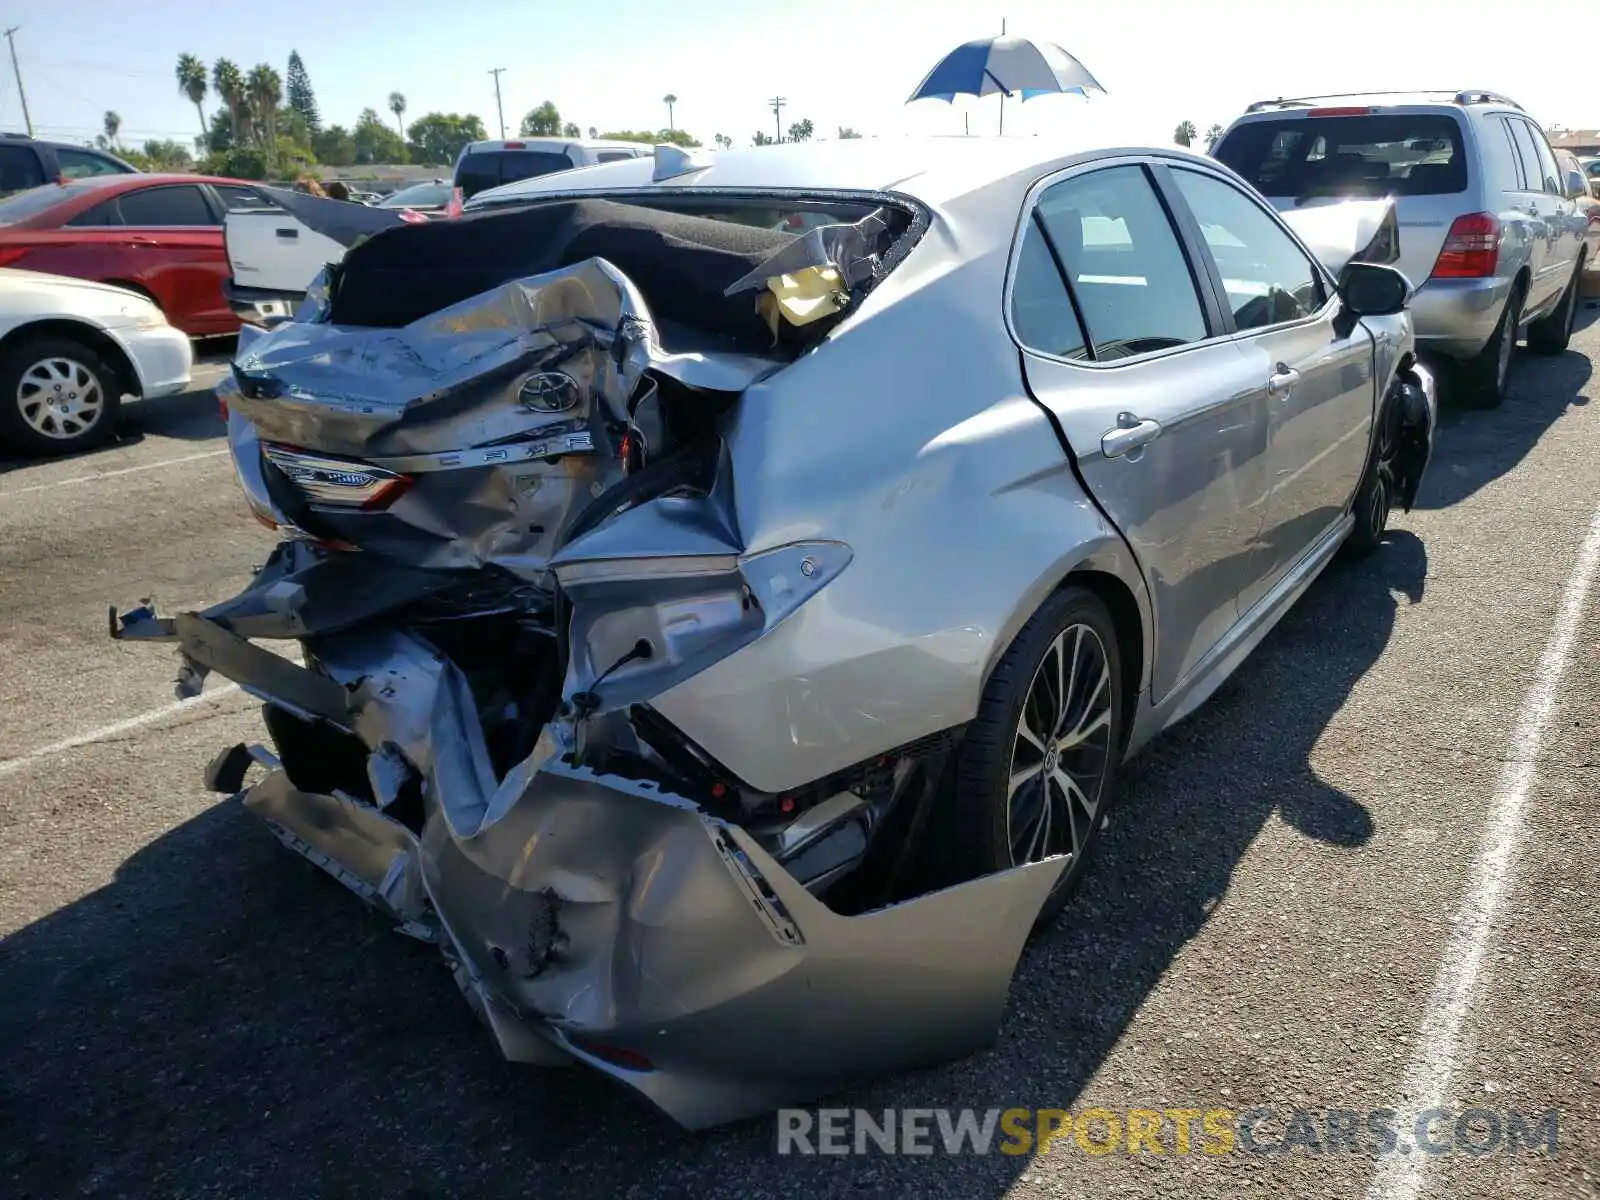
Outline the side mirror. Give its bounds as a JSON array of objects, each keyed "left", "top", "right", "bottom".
[
  {"left": 1566, "top": 170, "right": 1590, "bottom": 200},
  {"left": 1340, "top": 261, "right": 1411, "bottom": 317}
]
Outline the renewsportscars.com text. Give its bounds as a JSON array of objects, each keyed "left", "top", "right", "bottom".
[{"left": 776, "top": 1106, "right": 1561, "bottom": 1157}]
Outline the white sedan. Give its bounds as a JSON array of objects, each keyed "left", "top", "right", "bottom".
[{"left": 0, "top": 268, "right": 192, "bottom": 457}]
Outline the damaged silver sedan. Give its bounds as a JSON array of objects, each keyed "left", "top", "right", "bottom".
[{"left": 112, "top": 137, "right": 1436, "bottom": 1129}]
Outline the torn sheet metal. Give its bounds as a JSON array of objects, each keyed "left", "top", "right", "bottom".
[
  {"left": 222, "top": 257, "right": 781, "bottom": 584},
  {"left": 1280, "top": 196, "right": 1403, "bottom": 276}
]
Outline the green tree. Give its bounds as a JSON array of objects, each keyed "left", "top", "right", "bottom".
[
  {"left": 598, "top": 128, "right": 700, "bottom": 148},
  {"left": 837, "top": 126, "right": 862, "bottom": 140},
  {"left": 313, "top": 124, "right": 358, "bottom": 167},
  {"left": 247, "top": 64, "right": 283, "bottom": 150},
  {"left": 388, "top": 91, "right": 407, "bottom": 137},
  {"left": 175, "top": 54, "right": 208, "bottom": 146},
  {"left": 663, "top": 93, "right": 677, "bottom": 132},
  {"left": 520, "top": 101, "right": 562, "bottom": 136},
  {"left": 713, "top": 133, "right": 732, "bottom": 150},
  {"left": 1174, "top": 120, "right": 1197, "bottom": 147},
  {"left": 405, "top": 112, "right": 486, "bottom": 164},
  {"left": 102, "top": 111, "right": 122, "bottom": 150},
  {"left": 587, "top": 125, "right": 597, "bottom": 139},
  {"left": 1204, "top": 122, "right": 1224, "bottom": 148},
  {"left": 752, "top": 130, "right": 773, "bottom": 146},
  {"left": 131, "top": 138, "right": 194, "bottom": 171},
  {"left": 206, "top": 107, "right": 233, "bottom": 154},
  {"left": 213, "top": 59, "right": 246, "bottom": 147},
  {"left": 286, "top": 51, "right": 320, "bottom": 134},
  {"left": 562, "top": 121, "right": 580, "bottom": 138},
  {"left": 353, "top": 107, "right": 408, "bottom": 163},
  {"left": 787, "top": 118, "right": 814, "bottom": 143}
]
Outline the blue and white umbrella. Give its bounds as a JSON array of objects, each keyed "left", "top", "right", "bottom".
[{"left": 907, "top": 34, "right": 1106, "bottom": 133}]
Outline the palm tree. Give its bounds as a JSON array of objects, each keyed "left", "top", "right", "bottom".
[
  {"left": 175, "top": 54, "right": 208, "bottom": 146},
  {"left": 102, "top": 111, "right": 122, "bottom": 150},
  {"left": 713, "top": 133, "right": 732, "bottom": 150},
  {"left": 388, "top": 91, "right": 406, "bottom": 138},
  {"left": 1204, "top": 123, "right": 1224, "bottom": 149},
  {"left": 1173, "top": 120, "right": 1197, "bottom": 147},
  {"left": 213, "top": 59, "right": 245, "bottom": 145},
  {"left": 247, "top": 64, "right": 283, "bottom": 148},
  {"left": 663, "top": 93, "right": 677, "bottom": 132}
]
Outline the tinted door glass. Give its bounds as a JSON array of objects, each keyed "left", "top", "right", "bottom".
[
  {"left": 1524, "top": 122, "right": 1562, "bottom": 194},
  {"left": 1507, "top": 120, "right": 1546, "bottom": 192},
  {"left": 1032, "top": 165, "right": 1208, "bottom": 361},
  {"left": 56, "top": 149, "right": 130, "bottom": 179},
  {"left": 66, "top": 199, "right": 122, "bottom": 227},
  {"left": 1172, "top": 169, "right": 1325, "bottom": 330},
  {"left": 115, "top": 185, "right": 216, "bottom": 226},
  {"left": 455, "top": 150, "right": 573, "bottom": 198},
  {"left": 1010, "top": 219, "right": 1088, "bottom": 359},
  {"left": 0, "top": 145, "right": 45, "bottom": 193},
  {"left": 1214, "top": 114, "right": 1467, "bottom": 198}
]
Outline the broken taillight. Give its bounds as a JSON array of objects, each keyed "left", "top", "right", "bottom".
[
  {"left": 1430, "top": 212, "right": 1500, "bottom": 279},
  {"left": 261, "top": 444, "right": 413, "bottom": 511}
]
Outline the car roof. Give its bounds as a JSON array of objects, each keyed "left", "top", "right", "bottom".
[
  {"left": 1231, "top": 89, "right": 1523, "bottom": 118},
  {"left": 460, "top": 138, "right": 645, "bottom": 155},
  {"left": 470, "top": 126, "right": 1185, "bottom": 210}
]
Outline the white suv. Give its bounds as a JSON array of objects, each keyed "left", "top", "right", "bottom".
[
  {"left": 1213, "top": 90, "right": 1590, "bottom": 405},
  {"left": 451, "top": 138, "right": 651, "bottom": 204}
]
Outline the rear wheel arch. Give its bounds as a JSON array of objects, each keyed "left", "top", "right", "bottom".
[
  {"left": 981, "top": 558, "right": 1149, "bottom": 756},
  {"left": 0, "top": 320, "right": 139, "bottom": 397}
]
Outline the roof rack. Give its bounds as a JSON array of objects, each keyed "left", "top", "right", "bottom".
[{"left": 1244, "top": 89, "right": 1523, "bottom": 113}]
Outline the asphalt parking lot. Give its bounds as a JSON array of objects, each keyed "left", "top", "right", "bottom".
[{"left": 1, "top": 323, "right": 1597, "bottom": 1200}]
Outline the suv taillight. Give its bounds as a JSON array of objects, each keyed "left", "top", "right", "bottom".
[{"left": 1430, "top": 212, "right": 1500, "bottom": 279}]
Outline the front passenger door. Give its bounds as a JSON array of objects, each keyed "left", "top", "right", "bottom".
[
  {"left": 1014, "top": 162, "right": 1273, "bottom": 704},
  {"left": 1165, "top": 166, "right": 1375, "bottom": 617}
]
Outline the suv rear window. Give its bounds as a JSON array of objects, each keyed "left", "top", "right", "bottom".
[
  {"left": 1214, "top": 113, "right": 1467, "bottom": 201},
  {"left": 455, "top": 150, "right": 574, "bottom": 199}
]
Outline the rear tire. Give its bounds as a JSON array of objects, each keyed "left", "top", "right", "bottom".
[
  {"left": 1344, "top": 456, "right": 1391, "bottom": 558},
  {"left": 1463, "top": 283, "right": 1523, "bottom": 409},
  {"left": 939, "top": 586, "right": 1124, "bottom": 926},
  {"left": 0, "top": 335, "right": 122, "bottom": 458},
  {"left": 1527, "top": 255, "right": 1583, "bottom": 355}
]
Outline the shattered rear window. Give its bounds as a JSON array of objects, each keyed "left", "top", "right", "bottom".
[{"left": 1215, "top": 113, "right": 1468, "bottom": 201}]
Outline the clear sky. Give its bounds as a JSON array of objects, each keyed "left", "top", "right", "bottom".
[{"left": 3, "top": 0, "right": 1594, "bottom": 152}]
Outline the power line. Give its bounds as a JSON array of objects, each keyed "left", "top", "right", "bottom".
[{"left": 769, "top": 95, "right": 785, "bottom": 144}]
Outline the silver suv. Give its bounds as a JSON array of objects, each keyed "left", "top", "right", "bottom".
[{"left": 1213, "top": 90, "right": 1590, "bottom": 405}]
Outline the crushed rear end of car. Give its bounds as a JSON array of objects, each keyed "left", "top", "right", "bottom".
[{"left": 111, "top": 194, "right": 1069, "bottom": 1129}]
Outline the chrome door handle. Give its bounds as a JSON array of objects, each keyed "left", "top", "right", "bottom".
[
  {"left": 1267, "top": 365, "right": 1301, "bottom": 396},
  {"left": 1101, "top": 413, "right": 1162, "bottom": 458}
]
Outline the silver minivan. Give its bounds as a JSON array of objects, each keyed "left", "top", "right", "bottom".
[{"left": 1213, "top": 90, "right": 1590, "bottom": 405}]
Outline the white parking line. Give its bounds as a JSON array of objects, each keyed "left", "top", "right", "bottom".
[
  {"left": 0, "top": 685, "right": 241, "bottom": 780},
  {"left": 0, "top": 449, "right": 229, "bottom": 498},
  {"left": 1365, "top": 497, "right": 1600, "bottom": 1200}
]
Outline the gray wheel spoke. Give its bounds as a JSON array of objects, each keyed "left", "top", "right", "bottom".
[
  {"left": 16, "top": 356, "right": 104, "bottom": 440},
  {"left": 1007, "top": 760, "right": 1044, "bottom": 799}
]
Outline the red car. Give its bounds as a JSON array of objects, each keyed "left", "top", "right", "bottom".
[{"left": 0, "top": 173, "right": 276, "bottom": 337}]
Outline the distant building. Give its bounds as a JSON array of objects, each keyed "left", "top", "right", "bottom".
[{"left": 1547, "top": 129, "right": 1600, "bottom": 156}]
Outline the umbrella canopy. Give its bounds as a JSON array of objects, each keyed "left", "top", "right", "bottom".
[{"left": 907, "top": 35, "right": 1106, "bottom": 104}]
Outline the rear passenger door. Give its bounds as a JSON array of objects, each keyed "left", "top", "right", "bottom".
[
  {"left": 1503, "top": 117, "right": 1561, "bottom": 311},
  {"left": 1165, "top": 164, "right": 1375, "bottom": 616},
  {"left": 1014, "top": 160, "right": 1274, "bottom": 704},
  {"left": 74, "top": 184, "right": 229, "bottom": 334}
]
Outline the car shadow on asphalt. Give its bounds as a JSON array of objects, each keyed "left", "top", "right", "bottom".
[
  {"left": 1418, "top": 307, "right": 1595, "bottom": 510},
  {"left": 0, "top": 530, "right": 1428, "bottom": 1198}
]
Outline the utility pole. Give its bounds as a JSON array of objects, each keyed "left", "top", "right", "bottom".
[
  {"left": 769, "top": 96, "right": 785, "bottom": 144},
  {"left": 4, "top": 27, "right": 32, "bottom": 138},
  {"left": 488, "top": 67, "right": 506, "bottom": 139}
]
